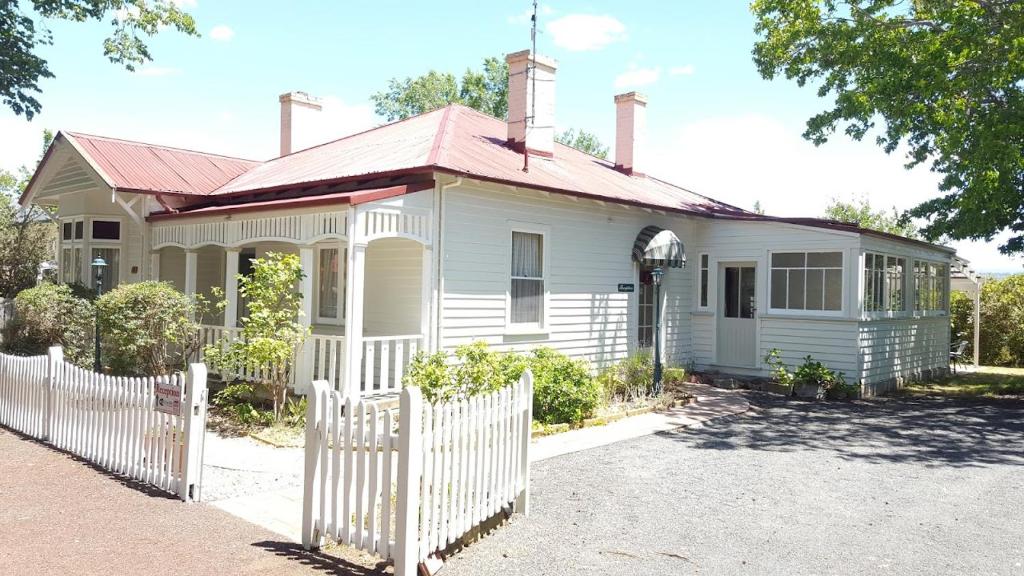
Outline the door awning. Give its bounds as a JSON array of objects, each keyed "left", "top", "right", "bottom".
[{"left": 632, "top": 225, "right": 686, "bottom": 268}]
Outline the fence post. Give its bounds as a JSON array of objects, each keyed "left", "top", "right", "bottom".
[
  {"left": 180, "top": 363, "right": 208, "bottom": 502},
  {"left": 394, "top": 386, "right": 423, "bottom": 576},
  {"left": 302, "top": 379, "right": 330, "bottom": 550},
  {"left": 45, "top": 346, "right": 63, "bottom": 442},
  {"left": 516, "top": 369, "right": 533, "bottom": 516}
]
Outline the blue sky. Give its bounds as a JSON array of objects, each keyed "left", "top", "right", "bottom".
[{"left": 2, "top": 0, "right": 1020, "bottom": 272}]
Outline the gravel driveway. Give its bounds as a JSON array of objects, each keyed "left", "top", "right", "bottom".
[{"left": 443, "top": 393, "right": 1024, "bottom": 576}]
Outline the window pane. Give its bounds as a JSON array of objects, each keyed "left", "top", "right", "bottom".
[
  {"left": 772, "top": 252, "right": 805, "bottom": 268},
  {"left": 511, "top": 278, "right": 543, "bottom": 323},
  {"left": 740, "top": 267, "right": 755, "bottom": 318},
  {"left": 807, "top": 252, "right": 842, "bottom": 268},
  {"left": 511, "top": 232, "right": 542, "bottom": 278},
  {"left": 806, "top": 268, "right": 824, "bottom": 310},
  {"left": 699, "top": 267, "right": 708, "bottom": 307},
  {"left": 62, "top": 222, "right": 73, "bottom": 241},
  {"left": 787, "top": 269, "right": 805, "bottom": 310},
  {"left": 318, "top": 249, "right": 339, "bottom": 319},
  {"left": 74, "top": 221, "right": 84, "bottom": 240},
  {"left": 92, "top": 220, "right": 121, "bottom": 240},
  {"left": 824, "top": 269, "right": 842, "bottom": 310},
  {"left": 724, "top": 267, "right": 739, "bottom": 318},
  {"left": 770, "top": 269, "right": 787, "bottom": 309}
]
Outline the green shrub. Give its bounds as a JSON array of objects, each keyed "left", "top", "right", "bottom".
[
  {"left": 663, "top": 367, "right": 687, "bottom": 385},
  {"left": 212, "top": 382, "right": 275, "bottom": 427},
  {"left": 792, "top": 355, "right": 846, "bottom": 390},
  {"left": 528, "top": 347, "right": 599, "bottom": 425},
  {"left": 403, "top": 341, "right": 526, "bottom": 404},
  {"left": 763, "top": 348, "right": 794, "bottom": 388},
  {"left": 596, "top": 352, "right": 654, "bottom": 402},
  {"left": 6, "top": 283, "right": 93, "bottom": 367},
  {"left": 405, "top": 341, "right": 598, "bottom": 425},
  {"left": 96, "top": 281, "right": 199, "bottom": 376}
]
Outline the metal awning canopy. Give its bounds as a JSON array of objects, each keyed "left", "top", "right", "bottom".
[{"left": 631, "top": 225, "right": 685, "bottom": 268}]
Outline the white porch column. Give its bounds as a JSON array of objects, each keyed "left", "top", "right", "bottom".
[
  {"left": 295, "top": 246, "right": 315, "bottom": 393},
  {"left": 224, "top": 248, "right": 240, "bottom": 329},
  {"left": 421, "top": 247, "right": 434, "bottom": 352},
  {"left": 343, "top": 207, "right": 366, "bottom": 401},
  {"left": 184, "top": 250, "right": 198, "bottom": 296}
]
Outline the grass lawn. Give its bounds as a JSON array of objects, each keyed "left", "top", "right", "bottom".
[{"left": 904, "top": 366, "right": 1024, "bottom": 397}]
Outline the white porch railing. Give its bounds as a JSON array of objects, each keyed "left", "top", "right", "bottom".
[
  {"left": 359, "top": 335, "right": 422, "bottom": 397},
  {"left": 198, "top": 326, "right": 422, "bottom": 398}
]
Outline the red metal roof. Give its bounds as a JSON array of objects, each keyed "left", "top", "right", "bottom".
[
  {"left": 63, "top": 132, "right": 260, "bottom": 196},
  {"left": 209, "top": 105, "right": 746, "bottom": 217}
]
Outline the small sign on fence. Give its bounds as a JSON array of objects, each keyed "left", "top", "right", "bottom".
[{"left": 155, "top": 381, "right": 182, "bottom": 415}]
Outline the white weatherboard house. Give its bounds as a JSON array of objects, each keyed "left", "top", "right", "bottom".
[{"left": 21, "top": 50, "right": 954, "bottom": 398}]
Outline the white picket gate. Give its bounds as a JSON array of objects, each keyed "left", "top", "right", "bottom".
[
  {"left": 0, "top": 346, "right": 209, "bottom": 502},
  {"left": 302, "top": 371, "right": 533, "bottom": 576}
]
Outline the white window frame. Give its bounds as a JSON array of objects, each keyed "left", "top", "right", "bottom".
[
  {"left": 863, "top": 252, "right": 909, "bottom": 318},
  {"left": 59, "top": 217, "right": 85, "bottom": 284},
  {"left": 314, "top": 245, "right": 345, "bottom": 325},
  {"left": 912, "top": 258, "right": 950, "bottom": 317},
  {"left": 767, "top": 250, "right": 845, "bottom": 317},
  {"left": 505, "top": 221, "right": 550, "bottom": 335},
  {"left": 88, "top": 216, "right": 124, "bottom": 289},
  {"left": 696, "top": 253, "right": 710, "bottom": 310}
]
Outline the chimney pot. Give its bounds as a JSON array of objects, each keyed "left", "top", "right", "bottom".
[
  {"left": 506, "top": 49, "right": 558, "bottom": 157},
  {"left": 614, "top": 92, "right": 647, "bottom": 176},
  {"left": 279, "top": 91, "right": 323, "bottom": 156}
]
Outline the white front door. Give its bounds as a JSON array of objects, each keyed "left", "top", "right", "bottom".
[{"left": 716, "top": 262, "right": 757, "bottom": 367}]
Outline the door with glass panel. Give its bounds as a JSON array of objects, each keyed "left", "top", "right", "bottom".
[{"left": 716, "top": 263, "right": 757, "bottom": 367}]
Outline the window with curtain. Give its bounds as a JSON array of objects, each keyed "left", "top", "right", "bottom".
[
  {"left": 60, "top": 218, "right": 84, "bottom": 284},
  {"left": 769, "top": 252, "right": 843, "bottom": 311},
  {"left": 699, "top": 254, "right": 709, "bottom": 307},
  {"left": 317, "top": 247, "right": 344, "bottom": 321},
  {"left": 91, "top": 247, "right": 120, "bottom": 290},
  {"left": 510, "top": 231, "right": 544, "bottom": 325}
]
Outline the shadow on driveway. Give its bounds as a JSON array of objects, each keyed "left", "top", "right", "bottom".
[
  {"left": 658, "top": 392, "right": 1024, "bottom": 467},
  {"left": 251, "top": 541, "right": 390, "bottom": 576}
]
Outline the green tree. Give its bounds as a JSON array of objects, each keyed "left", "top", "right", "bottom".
[
  {"left": 0, "top": 130, "right": 57, "bottom": 297},
  {"left": 752, "top": 200, "right": 766, "bottom": 215},
  {"left": 2, "top": 1, "right": 198, "bottom": 119},
  {"left": 555, "top": 128, "right": 608, "bottom": 159},
  {"left": 823, "top": 196, "right": 918, "bottom": 238},
  {"left": 372, "top": 56, "right": 508, "bottom": 121},
  {"left": 203, "top": 252, "right": 308, "bottom": 420},
  {"left": 751, "top": 1, "right": 1024, "bottom": 253}
]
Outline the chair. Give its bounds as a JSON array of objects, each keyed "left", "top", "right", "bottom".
[{"left": 950, "top": 340, "right": 969, "bottom": 374}]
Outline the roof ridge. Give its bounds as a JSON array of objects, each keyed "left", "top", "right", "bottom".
[
  {"left": 427, "top": 105, "right": 458, "bottom": 166},
  {"left": 64, "top": 131, "right": 262, "bottom": 163}
]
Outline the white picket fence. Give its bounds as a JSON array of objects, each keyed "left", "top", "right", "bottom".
[
  {"left": 302, "top": 372, "right": 533, "bottom": 576},
  {"left": 0, "top": 346, "right": 209, "bottom": 502}
]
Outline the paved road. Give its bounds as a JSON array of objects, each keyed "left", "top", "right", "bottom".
[
  {"left": 444, "top": 393, "right": 1024, "bottom": 576},
  {"left": 0, "top": 427, "right": 387, "bottom": 576}
]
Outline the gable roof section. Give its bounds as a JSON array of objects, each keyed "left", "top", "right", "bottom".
[{"left": 21, "top": 131, "right": 261, "bottom": 204}]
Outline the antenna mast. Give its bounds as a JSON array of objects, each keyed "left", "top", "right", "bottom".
[{"left": 523, "top": 0, "right": 538, "bottom": 172}]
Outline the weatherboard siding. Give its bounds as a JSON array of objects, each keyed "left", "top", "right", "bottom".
[
  {"left": 440, "top": 182, "right": 695, "bottom": 371},
  {"left": 858, "top": 317, "right": 950, "bottom": 394}
]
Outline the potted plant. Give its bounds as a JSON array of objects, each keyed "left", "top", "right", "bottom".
[
  {"left": 792, "top": 356, "right": 846, "bottom": 400},
  {"left": 762, "top": 348, "right": 795, "bottom": 395}
]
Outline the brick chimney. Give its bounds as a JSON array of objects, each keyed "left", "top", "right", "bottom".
[
  {"left": 614, "top": 92, "right": 647, "bottom": 176},
  {"left": 506, "top": 50, "right": 557, "bottom": 157},
  {"left": 279, "top": 91, "right": 323, "bottom": 156}
]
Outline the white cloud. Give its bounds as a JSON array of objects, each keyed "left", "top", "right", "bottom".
[
  {"left": 645, "top": 113, "right": 1023, "bottom": 272},
  {"left": 210, "top": 25, "right": 235, "bottom": 42},
  {"left": 670, "top": 64, "right": 695, "bottom": 76},
  {"left": 134, "top": 65, "right": 181, "bottom": 77},
  {"left": 614, "top": 66, "right": 660, "bottom": 89},
  {"left": 507, "top": 4, "right": 554, "bottom": 25},
  {"left": 546, "top": 14, "right": 626, "bottom": 51}
]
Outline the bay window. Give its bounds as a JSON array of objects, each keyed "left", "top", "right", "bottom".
[
  {"left": 60, "top": 217, "right": 84, "bottom": 284},
  {"left": 89, "top": 219, "right": 122, "bottom": 289},
  {"left": 864, "top": 253, "right": 907, "bottom": 313},
  {"left": 914, "top": 260, "right": 948, "bottom": 313},
  {"left": 769, "top": 251, "right": 843, "bottom": 312}
]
